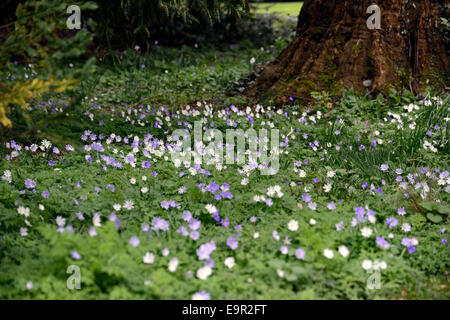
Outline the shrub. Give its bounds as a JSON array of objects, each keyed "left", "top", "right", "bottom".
[
  {"left": 88, "top": 0, "right": 250, "bottom": 51},
  {"left": 0, "top": 0, "right": 97, "bottom": 129}
]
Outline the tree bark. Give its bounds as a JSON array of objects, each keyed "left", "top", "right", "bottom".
[{"left": 245, "top": 0, "right": 449, "bottom": 105}]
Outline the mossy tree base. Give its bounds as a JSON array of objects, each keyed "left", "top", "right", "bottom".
[{"left": 245, "top": 0, "right": 449, "bottom": 105}]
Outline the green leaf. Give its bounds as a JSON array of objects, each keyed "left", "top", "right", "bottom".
[
  {"left": 420, "top": 201, "right": 437, "bottom": 212},
  {"left": 291, "top": 266, "right": 307, "bottom": 275},
  {"left": 284, "top": 273, "right": 298, "bottom": 282},
  {"left": 426, "top": 213, "right": 443, "bottom": 223},
  {"left": 437, "top": 205, "right": 450, "bottom": 215},
  {"left": 267, "top": 259, "right": 285, "bottom": 269}
]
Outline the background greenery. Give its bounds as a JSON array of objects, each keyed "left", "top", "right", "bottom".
[
  {"left": 0, "top": 0, "right": 448, "bottom": 300},
  {"left": 254, "top": 1, "right": 303, "bottom": 16}
]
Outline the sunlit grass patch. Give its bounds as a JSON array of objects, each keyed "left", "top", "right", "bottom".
[{"left": 253, "top": 2, "right": 303, "bottom": 16}]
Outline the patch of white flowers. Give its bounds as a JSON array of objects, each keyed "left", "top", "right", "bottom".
[
  {"left": 362, "top": 259, "right": 387, "bottom": 271},
  {"left": 266, "top": 185, "right": 283, "bottom": 198},
  {"left": 197, "top": 265, "right": 212, "bottom": 280},
  {"left": 205, "top": 204, "right": 218, "bottom": 214},
  {"left": 17, "top": 206, "right": 30, "bottom": 217},
  {"left": 287, "top": 219, "right": 299, "bottom": 231},
  {"left": 1, "top": 170, "right": 12, "bottom": 183}
]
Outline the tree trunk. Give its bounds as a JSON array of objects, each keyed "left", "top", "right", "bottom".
[{"left": 245, "top": 0, "right": 449, "bottom": 105}]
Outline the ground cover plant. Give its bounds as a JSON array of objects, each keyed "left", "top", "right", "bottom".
[
  {"left": 253, "top": 1, "right": 303, "bottom": 16},
  {"left": 0, "top": 1, "right": 448, "bottom": 300}
]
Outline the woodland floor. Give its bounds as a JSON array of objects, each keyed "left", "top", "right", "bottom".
[{"left": 0, "top": 12, "right": 449, "bottom": 299}]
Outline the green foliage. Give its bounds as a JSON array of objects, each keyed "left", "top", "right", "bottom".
[
  {"left": 0, "top": 0, "right": 97, "bottom": 129},
  {"left": 90, "top": 0, "right": 250, "bottom": 51},
  {"left": 420, "top": 202, "right": 450, "bottom": 223},
  {"left": 0, "top": 10, "right": 448, "bottom": 300},
  {"left": 0, "top": 78, "right": 448, "bottom": 299},
  {"left": 441, "top": 17, "right": 450, "bottom": 53}
]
